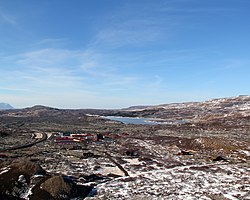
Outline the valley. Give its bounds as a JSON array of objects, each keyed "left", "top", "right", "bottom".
[{"left": 0, "top": 96, "right": 249, "bottom": 199}]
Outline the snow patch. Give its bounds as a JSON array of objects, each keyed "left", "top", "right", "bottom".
[
  {"left": 101, "top": 166, "right": 124, "bottom": 176},
  {"left": 0, "top": 167, "right": 10, "bottom": 175},
  {"left": 239, "top": 150, "right": 250, "bottom": 156}
]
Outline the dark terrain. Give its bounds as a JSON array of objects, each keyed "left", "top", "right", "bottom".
[{"left": 0, "top": 96, "right": 249, "bottom": 199}]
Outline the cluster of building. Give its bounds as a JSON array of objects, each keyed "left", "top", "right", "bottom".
[
  {"left": 53, "top": 131, "right": 131, "bottom": 144},
  {"left": 54, "top": 132, "right": 104, "bottom": 144}
]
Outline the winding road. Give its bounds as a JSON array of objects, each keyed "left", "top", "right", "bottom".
[{"left": 0, "top": 132, "right": 47, "bottom": 152}]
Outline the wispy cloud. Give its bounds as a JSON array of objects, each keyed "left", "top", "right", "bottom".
[
  {"left": 154, "top": 0, "right": 236, "bottom": 13},
  {"left": 92, "top": 27, "right": 161, "bottom": 49},
  {"left": 1, "top": 0, "right": 247, "bottom": 108},
  {"left": 0, "top": 49, "right": 81, "bottom": 97},
  {"left": 1, "top": 46, "right": 145, "bottom": 98},
  {"left": 33, "top": 38, "right": 69, "bottom": 48},
  {"left": 89, "top": 8, "right": 170, "bottom": 49},
  {"left": 0, "top": 87, "right": 30, "bottom": 92},
  {"left": 16, "top": 48, "right": 80, "bottom": 67},
  {"left": 158, "top": 6, "right": 235, "bottom": 14},
  {"left": 220, "top": 59, "right": 250, "bottom": 70},
  {"left": 0, "top": 10, "right": 16, "bottom": 25},
  {"left": 1, "top": 38, "right": 226, "bottom": 108}
]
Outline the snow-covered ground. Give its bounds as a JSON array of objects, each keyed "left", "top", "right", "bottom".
[{"left": 95, "top": 163, "right": 250, "bottom": 200}]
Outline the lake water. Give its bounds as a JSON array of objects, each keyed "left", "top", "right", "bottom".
[{"left": 104, "top": 116, "right": 158, "bottom": 125}]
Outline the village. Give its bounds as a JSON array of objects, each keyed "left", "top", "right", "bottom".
[{"left": 53, "top": 130, "right": 130, "bottom": 145}]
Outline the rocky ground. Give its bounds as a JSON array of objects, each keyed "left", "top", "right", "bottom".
[{"left": 0, "top": 96, "right": 249, "bottom": 199}]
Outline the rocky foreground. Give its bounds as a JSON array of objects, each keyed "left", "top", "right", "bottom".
[{"left": 0, "top": 96, "right": 249, "bottom": 199}]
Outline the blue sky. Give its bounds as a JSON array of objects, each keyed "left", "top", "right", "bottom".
[{"left": 0, "top": 0, "right": 250, "bottom": 108}]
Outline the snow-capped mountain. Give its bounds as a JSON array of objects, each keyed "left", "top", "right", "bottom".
[{"left": 0, "top": 103, "right": 14, "bottom": 110}]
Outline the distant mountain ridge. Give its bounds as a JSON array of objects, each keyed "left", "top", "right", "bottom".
[
  {"left": 0, "top": 103, "right": 14, "bottom": 110},
  {"left": 117, "top": 95, "right": 250, "bottom": 127},
  {"left": 0, "top": 95, "right": 249, "bottom": 130}
]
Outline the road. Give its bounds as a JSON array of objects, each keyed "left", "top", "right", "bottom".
[{"left": 0, "top": 132, "right": 47, "bottom": 152}]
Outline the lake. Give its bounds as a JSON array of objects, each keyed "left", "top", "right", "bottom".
[{"left": 104, "top": 116, "right": 158, "bottom": 125}]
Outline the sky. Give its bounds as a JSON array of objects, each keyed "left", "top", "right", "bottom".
[{"left": 0, "top": 0, "right": 250, "bottom": 109}]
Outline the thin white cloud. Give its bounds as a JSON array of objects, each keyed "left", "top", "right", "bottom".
[
  {"left": 35, "top": 38, "right": 67, "bottom": 45},
  {"left": 79, "top": 50, "right": 102, "bottom": 71},
  {"left": 0, "top": 48, "right": 84, "bottom": 96},
  {"left": 0, "top": 87, "right": 30, "bottom": 92},
  {"left": 0, "top": 10, "right": 16, "bottom": 25},
  {"left": 89, "top": 12, "right": 168, "bottom": 49},
  {"left": 93, "top": 27, "right": 161, "bottom": 48},
  {"left": 158, "top": 6, "right": 235, "bottom": 14},
  {"left": 221, "top": 59, "right": 250, "bottom": 70},
  {"left": 152, "top": 0, "right": 235, "bottom": 13},
  {"left": 16, "top": 48, "right": 80, "bottom": 67},
  {"left": 1, "top": 47, "right": 144, "bottom": 98},
  {"left": 32, "top": 38, "right": 69, "bottom": 48}
]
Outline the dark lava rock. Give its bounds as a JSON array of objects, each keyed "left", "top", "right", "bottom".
[
  {"left": 0, "top": 130, "right": 10, "bottom": 137},
  {"left": 40, "top": 176, "right": 75, "bottom": 199},
  {"left": 0, "top": 158, "right": 93, "bottom": 200},
  {"left": 39, "top": 175, "right": 93, "bottom": 200},
  {"left": 178, "top": 150, "right": 193, "bottom": 155},
  {"left": 138, "top": 157, "right": 154, "bottom": 163},
  {"left": 83, "top": 152, "right": 95, "bottom": 158},
  {"left": 125, "top": 149, "right": 139, "bottom": 157},
  {"left": 80, "top": 174, "right": 104, "bottom": 182},
  {"left": 11, "top": 159, "right": 46, "bottom": 176},
  {"left": 212, "top": 156, "right": 228, "bottom": 162},
  {"left": 0, "top": 159, "right": 45, "bottom": 199}
]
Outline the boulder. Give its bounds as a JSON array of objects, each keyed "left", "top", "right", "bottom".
[
  {"left": 11, "top": 159, "right": 46, "bottom": 176},
  {"left": 40, "top": 176, "right": 75, "bottom": 199},
  {"left": 0, "top": 159, "right": 45, "bottom": 199}
]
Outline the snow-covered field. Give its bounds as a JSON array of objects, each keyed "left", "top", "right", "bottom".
[{"left": 95, "top": 163, "right": 250, "bottom": 200}]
